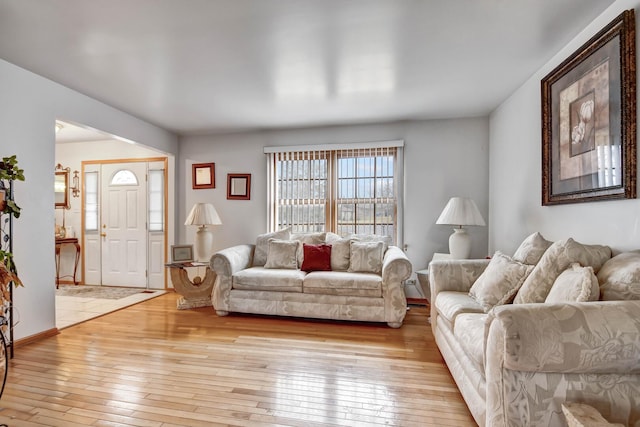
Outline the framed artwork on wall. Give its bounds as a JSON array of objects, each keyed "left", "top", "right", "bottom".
[
  {"left": 541, "top": 9, "right": 636, "bottom": 205},
  {"left": 227, "top": 173, "right": 251, "bottom": 200},
  {"left": 192, "top": 163, "right": 215, "bottom": 189}
]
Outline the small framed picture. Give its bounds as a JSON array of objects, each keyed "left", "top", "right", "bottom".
[
  {"left": 227, "top": 173, "right": 251, "bottom": 200},
  {"left": 171, "top": 245, "right": 194, "bottom": 262},
  {"left": 192, "top": 163, "right": 215, "bottom": 189}
]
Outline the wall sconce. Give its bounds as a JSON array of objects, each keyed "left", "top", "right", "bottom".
[{"left": 71, "top": 170, "right": 80, "bottom": 198}]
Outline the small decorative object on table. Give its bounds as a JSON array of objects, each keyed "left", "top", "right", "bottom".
[{"left": 165, "top": 261, "right": 215, "bottom": 309}]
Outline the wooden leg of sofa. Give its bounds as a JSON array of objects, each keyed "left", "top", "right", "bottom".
[
  {"left": 387, "top": 322, "right": 402, "bottom": 328},
  {"left": 216, "top": 310, "right": 229, "bottom": 316}
]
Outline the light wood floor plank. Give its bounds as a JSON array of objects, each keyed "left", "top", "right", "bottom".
[{"left": 0, "top": 293, "right": 476, "bottom": 426}]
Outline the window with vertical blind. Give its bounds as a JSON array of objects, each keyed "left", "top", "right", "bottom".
[{"left": 266, "top": 141, "right": 403, "bottom": 244}]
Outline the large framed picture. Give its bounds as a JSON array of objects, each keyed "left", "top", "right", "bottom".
[
  {"left": 542, "top": 9, "right": 636, "bottom": 205},
  {"left": 192, "top": 163, "right": 215, "bottom": 189}
]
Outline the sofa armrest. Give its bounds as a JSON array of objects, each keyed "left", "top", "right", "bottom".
[
  {"left": 382, "top": 246, "right": 412, "bottom": 285},
  {"left": 210, "top": 244, "right": 254, "bottom": 314},
  {"left": 380, "top": 246, "right": 412, "bottom": 327},
  {"left": 489, "top": 300, "right": 640, "bottom": 374},
  {"left": 429, "top": 258, "right": 489, "bottom": 296}
]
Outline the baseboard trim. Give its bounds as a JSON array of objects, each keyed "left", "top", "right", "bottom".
[{"left": 14, "top": 328, "right": 60, "bottom": 348}]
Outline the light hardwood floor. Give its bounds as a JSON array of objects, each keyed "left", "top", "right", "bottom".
[{"left": 0, "top": 293, "right": 476, "bottom": 426}]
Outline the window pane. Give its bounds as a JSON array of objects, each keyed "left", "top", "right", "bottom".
[
  {"left": 110, "top": 170, "right": 138, "bottom": 186},
  {"left": 84, "top": 172, "right": 98, "bottom": 231},
  {"left": 148, "top": 170, "right": 164, "bottom": 232}
]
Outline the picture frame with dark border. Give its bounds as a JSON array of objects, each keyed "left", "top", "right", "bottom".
[
  {"left": 541, "top": 9, "right": 636, "bottom": 205},
  {"left": 192, "top": 163, "right": 215, "bottom": 189},
  {"left": 227, "top": 173, "right": 251, "bottom": 200},
  {"left": 171, "top": 244, "right": 194, "bottom": 262}
]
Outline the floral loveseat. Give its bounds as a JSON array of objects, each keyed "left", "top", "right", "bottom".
[
  {"left": 430, "top": 232, "right": 640, "bottom": 427},
  {"left": 210, "top": 229, "right": 412, "bottom": 327}
]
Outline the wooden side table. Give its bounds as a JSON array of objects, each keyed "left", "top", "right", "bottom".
[
  {"left": 55, "top": 237, "right": 81, "bottom": 288},
  {"left": 165, "top": 262, "right": 215, "bottom": 309}
]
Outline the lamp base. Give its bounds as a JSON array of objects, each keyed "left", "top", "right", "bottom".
[
  {"left": 449, "top": 227, "right": 471, "bottom": 259},
  {"left": 195, "top": 225, "right": 214, "bottom": 262}
]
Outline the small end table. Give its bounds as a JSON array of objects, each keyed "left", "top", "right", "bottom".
[{"left": 165, "top": 262, "right": 215, "bottom": 309}]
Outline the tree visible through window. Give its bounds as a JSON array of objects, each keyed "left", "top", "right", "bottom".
[{"left": 269, "top": 145, "right": 399, "bottom": 242}]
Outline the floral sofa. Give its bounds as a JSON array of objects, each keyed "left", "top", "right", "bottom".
[
  {"left": 210, "top": 229, "right": 412, "bottom": 327},
  {"left": 430, "top": 232, "right": 640, "bottom": 427}
]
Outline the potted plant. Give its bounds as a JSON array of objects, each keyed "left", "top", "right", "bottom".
[{"left": 0, "top": 155, "right": 25, "bottom": 283}]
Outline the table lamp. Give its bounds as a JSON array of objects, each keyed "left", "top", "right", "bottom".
[
  {"left": 436, "top": 197, "right": 485, "bottom": 259},
  {"left": 185, "top": 203, "right": 222, "bottom": 262}
]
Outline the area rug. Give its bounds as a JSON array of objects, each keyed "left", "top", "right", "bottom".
[{"left": 56, "top": 285, "right": 152, "bottom": 300}]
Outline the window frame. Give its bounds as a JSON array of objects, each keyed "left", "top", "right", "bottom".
[{"left": 266, "top": 140, "right": 404, "bottom": 246}]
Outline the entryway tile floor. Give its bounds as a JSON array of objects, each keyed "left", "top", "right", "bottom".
[{"left": 56, "top": 289, "right": 166, "bottom": 329}]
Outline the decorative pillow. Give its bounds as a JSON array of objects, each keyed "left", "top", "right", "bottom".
[
  {"left": 348, "top": 241, "right": 385, "bottom": 274},
  {"left": 292, "top": 232, "right": 326, "bottom": 266},
  {"left": 514, "top": 238, "right": 611, "bottom": 304},
  {"left": 468, "top": 251, "right": 533, "bottom": 312},
  {"left": 597, "top": 251, "right": 640, "bottom": 300},
  {"left": 545, "top": 263, "right": 599, "bottom": 303},
  {"left": 300, "top": 243, "right": 332, "bottom": 272},
  {"left": 512, "top": 232, "right": 552, "bottom": 265},
  {"left": 264, "top": 239, "right": 299, "bottom": 269},
  {"left": 253, "top": 227, "right": 291, "bottom": 266},
  {"left": 329, "top": 238, "right": 351, "bottom": 271}
]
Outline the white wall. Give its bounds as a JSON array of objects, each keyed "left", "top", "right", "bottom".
[
  {"left": 179, "top": 118, "right": 490, "bottom": 271},
  {"left": 0, "top": 59, "right": 178, "bottom": 340},
  {"left": 489, "top": 0, "right": 640, "bottom": 255}
]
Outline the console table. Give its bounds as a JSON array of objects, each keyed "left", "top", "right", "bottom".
[
  {"left": 165, "top": 262, "right": 215, "bottom": 309},
  {"left": 55, "top": 237, "right": 80, "bottom": 288}
]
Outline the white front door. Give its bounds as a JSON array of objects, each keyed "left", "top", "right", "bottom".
[{"left": 100, "top": 163, "right": 147, "bottom": 287}]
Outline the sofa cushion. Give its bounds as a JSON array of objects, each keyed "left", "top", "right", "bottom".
[
  {"left": 453, "top": 313, "right": 488, "bottom": 373},
  {"left": 253, "top": 227, "right": 291, "bottom": 267},
  {"left": 469, "top": 251, "right": 533, "bottom": 312},
  {"left": 597, "top": 251, "right": 640, "bottom": 300},
  {"left": 348, "top": 240, "right": 385, "bottom": 274},
  {"left": 264, "top": 239, "right": 299, "bottom": 270},
  {"left": 300, "top": 243, "right": 332, "bottom": 272},
  {"left": 545, "top": 263, "right": 599, "bottom": 303},
  {"left": 348, "top": 233, "right": 392, "bottom": 247},
  {"left": 512, "top": 232, "right": 552, "bottom": 265},
  {"left": 435, "top": 291, "right": 484, "bottom": 328},
  {"left": 303, "top": 271, "right": 382, "bottom": 297},
  {"left": 233, "top": 267, "right": 305, "bottom": 292},
  {"left": 514, "top": 238, "right": 611, "bottom": 304}
]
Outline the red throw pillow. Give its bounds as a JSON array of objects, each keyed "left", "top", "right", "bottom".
[{"left": 301, "top": 243, "right": 332, "bottom": 272}]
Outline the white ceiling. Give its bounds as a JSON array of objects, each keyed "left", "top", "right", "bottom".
[{"left": 0, "top": 0, "right": 614, "bottom": 137}]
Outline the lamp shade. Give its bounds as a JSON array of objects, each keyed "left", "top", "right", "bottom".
[
  {"left": 185, "top": 203, "right": 222, "bottom": 226},
  {"left": 436, "top": 197, "right": 485, "bottom": 227}
]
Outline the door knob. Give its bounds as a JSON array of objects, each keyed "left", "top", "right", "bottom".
[{"left": 100, "top": 232, "right": 107, "bottom": 237}]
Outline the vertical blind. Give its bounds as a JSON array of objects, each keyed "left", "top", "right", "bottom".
[{"left": 266, "top": 141, "right": 403, "bottom": 244}]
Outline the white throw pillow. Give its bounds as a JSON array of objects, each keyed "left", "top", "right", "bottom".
[
  {"left": 468, "top": 251, "right": 533, "bottom": 312},
  {"left": 348, "top": 241, "right": 385, "bottom": 274},
  {"left": 264, "top": 239, "right": 299, "bottom": 270},
  {"left": 514, "top": 238, "right": 611, "bottom": 304},
  {"left": 597, "top": 251, "right": 640, "bottom": 300},
  {"left": 512, "top": 232, "right": 552, "bottom": 265},
  {"left": 545, "top": 263, "right": 599, "bottom": 303},
  {"left": 253, "top": 227, "right": 291, "bottom": 266},
  {"left": 329, "top": 238, "right": 351, "bottom": 271}
]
